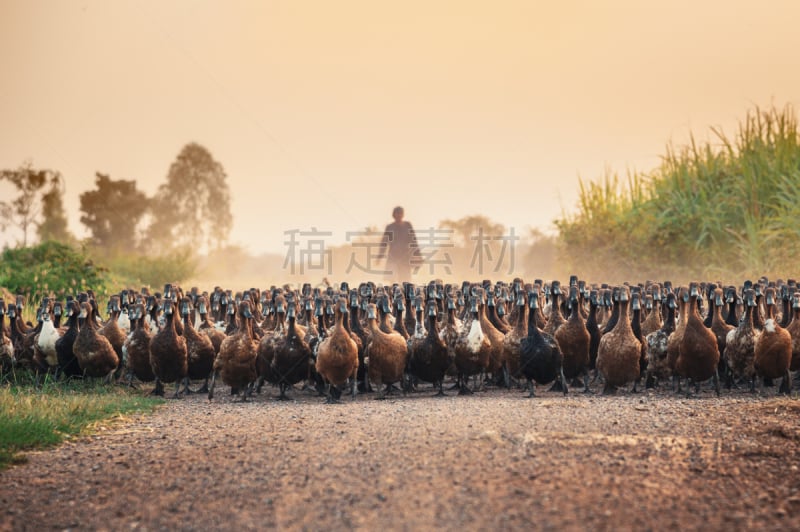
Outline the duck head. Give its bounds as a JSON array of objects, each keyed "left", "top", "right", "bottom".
[
  {"left": 765, "top": 287, "right": 776, "bottom": 307},
  {"left": 744, "top": 289, "right": 756, "bottom": 307},
  {"left": 426, "top": 299, "right": 437, "bottom": 318},
  {"left": 239, "top": 301, "right": 254, "bottom": 320},
  {"left": 630, "top": 292, "right": 640, "bottom": 311},
  {"left": 366, "top": 303, "right": 377, "bottom": 320},
  {"left": 179, "top": 297, "right": 191, "bottom": 318},
  {"left": 468, "top": 296, "right": 479, "bottom": 315}
]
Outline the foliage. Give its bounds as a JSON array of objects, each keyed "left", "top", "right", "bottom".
[
  {"left": 0, "top": 242, "right": 109, "bottom": 307},
  {"left": 0, "top": 376, "right": 162, "bottom": 468},
  {"left": 37, "top": 179, "right": 74, "bottom": 243},
  {"left": 79, "top": 172, "right": 149, "bottom": 251},
  {"left": 101, "top": 246, "right": 198, "bottom": 290},
  {"left": 555, "top": 104, "right": 800, "bottom": 283},
  {"left": 0, "top": 163, "right": 66, "bottom": 247},
  {"left": 147, "top": 143, "right": 232, "bottom": 252}
]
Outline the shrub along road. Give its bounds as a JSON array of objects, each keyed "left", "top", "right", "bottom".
[{"left": 1, "top": 385, "right": 799, "bottom": 531}]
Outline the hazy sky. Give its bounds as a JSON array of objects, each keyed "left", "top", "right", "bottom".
[{"left": 2, "top": 0, "right": 799, "bottom": 255}]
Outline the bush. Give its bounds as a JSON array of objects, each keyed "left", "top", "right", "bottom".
[
  {"left": 0, "top": 241, "right": 109, "bottom": 306},
  {"left": 555, "top": 104, "right": 800, "bottom": 283}
]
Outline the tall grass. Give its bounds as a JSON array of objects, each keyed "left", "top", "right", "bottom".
[
  {"left": 556, "top": 104, "right": 800, "bottom": 283},
  {"left": 0, "top": 376, "right": 163, "bottom": 468}
]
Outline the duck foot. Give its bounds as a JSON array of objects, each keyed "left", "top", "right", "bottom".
[
  {"left": 602, "top": 384, "right": 616, "bottom": 395},
  {"left": 548, "top": 380, "right": 564, "bottom": 393},
  {"left": 779, "top": 373, "right": 793, "bottom": 395}
]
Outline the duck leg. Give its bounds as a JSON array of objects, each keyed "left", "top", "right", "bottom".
[
  {"left": 778, "top": 370, "right": 792, "bottom": 395},
  {"left": 150, "top": 377, "right": 165, "bottom": 397},
  {"left": 672, "top": 375, "right": 682, "bottom": 394},
  {"left": 527, "top": 379, "right": 536, "bottom": 398},
  {"left": 433, "top": 380, "right": 447, "bottom": 397},
  {"left": 276, "top": 382, "right": 291, "bottom": 401},
  {"left": 207, "top": 372, "right": 217, "bottom": 401},
  {"left": 560, "top": 367, "right": 568, "bottom": 396},
  {"left": 582, "top": 369, "right": 591, "bottom": 394},
  {"left": 713, "top": 370, "right": 721, "bottom": 397},
  {"left": 324, "top": 383, "right": 339, "bottom": 404},
  {"left": 644, "top": 370, "right": 656, "bottom": 389},
  {"left": 172, "top": 380, "right": 182, "bottom": 399},
  {"left": 601, "top": 382, "right": 615, "bottom": 395},
  {"left": 458, "top": 373, "right": 473, "bottom": 395},
  {"left": 180, "top": 377, "right": 192, "bottom": 395}
]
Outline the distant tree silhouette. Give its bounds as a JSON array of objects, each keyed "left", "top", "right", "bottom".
[
  {"left": 79, "top": 173, "right": 149, "bottom": 251},
  {"left": 147, "top": 142, "right": 232, "bottom": 252},
  {"left": 0, "top": 162, "right": 67, "bottom": 247},
  {"left": 37, "top": 178, "right": 74, "bottom": 244}
]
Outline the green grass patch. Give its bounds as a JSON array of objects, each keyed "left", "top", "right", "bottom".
[{"left": 0, "top": 376, "right": 163, "bottom": 469}]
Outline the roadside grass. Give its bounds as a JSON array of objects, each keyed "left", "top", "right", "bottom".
[{"left": 0, "top": 373, "right": 163, "bottom": 469}]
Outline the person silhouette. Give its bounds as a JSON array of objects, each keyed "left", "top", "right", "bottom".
[{"left": 376, "top": 206, "right": 420, "bottom": 281}]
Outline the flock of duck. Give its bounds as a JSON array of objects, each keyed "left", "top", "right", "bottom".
[{"left": 1, "top": 276, "right": 798, "bottom": 402}]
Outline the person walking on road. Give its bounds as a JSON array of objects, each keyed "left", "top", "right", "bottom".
[{"left": 376, "top": 206, "right": 420, "bottom": 282}]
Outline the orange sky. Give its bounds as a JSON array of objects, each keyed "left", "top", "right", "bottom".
[{"left": 1, "top": 0, "right": 799, "bottom": 254}]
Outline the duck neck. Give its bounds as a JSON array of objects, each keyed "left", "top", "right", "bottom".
[
  {"left": 743, "top": 304, "right": 754, "bottom": 329},
  {"left": 586, "top": 301, "right": 598, "bottom": 327},
  {"left": 616, "top": 299, "right": 632, "bottom": 332},
  {"left": 781, "top": 298, "right": 791, "bottom": 326},
  {"left": 447, "top": 307, "right": 458, "bottom": 327},
  {"left": 526, "top": 306, "right": 541, "bottom": 337},
  {"left": 664, "top": 305, "right": 676, "bottom": 334},
  {"left": 394, "top": 308, "right": 408, "bottom": 336},
  {"left": 515, "top": 304, "right": 528, "bottom": 334},
  {"left": 349, "top": 306, "right": 363, "bottom": 333},
  {"left": 426, "top": 314, "right": 439, "bottom": 337},
  {"left": 549, "top": 293, "right": 562, "bottom": 321},
  {"left": 712, "top": 300, "right": 724, "bottom": 324}
]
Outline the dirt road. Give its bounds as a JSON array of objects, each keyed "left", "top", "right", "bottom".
[{"left": 2, "top": 385, "right": 799, "bottom": 531}]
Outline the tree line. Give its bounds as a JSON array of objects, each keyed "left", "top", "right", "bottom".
[{"left": 0, "top": 142, "right": 232, "bottom": 255}]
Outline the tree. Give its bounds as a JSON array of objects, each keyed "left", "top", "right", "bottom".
[
  {"left": 147, "top": 143, "right": 232, "bottom": 252},
  {"left": 0, "top": 162, "right": 65, "bottom": 247},
  {"left": 79, "top": 173, "right": 149, "bottom": 251},
  {"left": 439, "top": 215, "right": 506, "bottom": 247},
  {"left": 37, "top": 178, "right": 74, "bottom": 243}
]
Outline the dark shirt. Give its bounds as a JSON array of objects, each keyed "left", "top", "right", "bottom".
[{"left": 378, "top": 221, "right": 419, "bottom": 264}]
